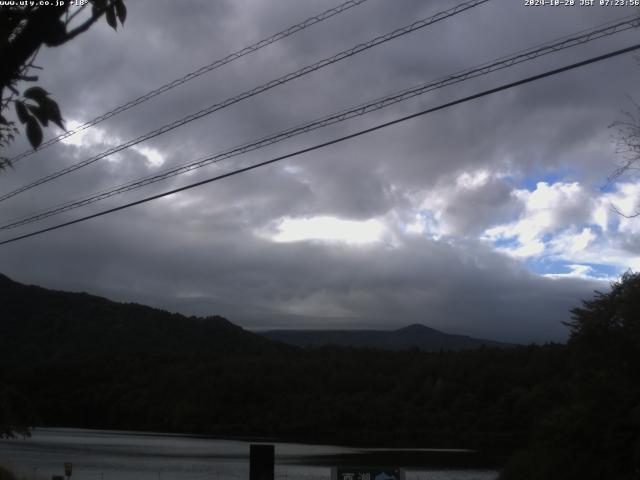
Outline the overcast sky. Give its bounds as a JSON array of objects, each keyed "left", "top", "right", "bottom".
[{"left": 1, "top": 0, "right": 639, "bottom": 343}]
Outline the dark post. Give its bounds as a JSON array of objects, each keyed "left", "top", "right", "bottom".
[{"left": 250, "top": 444, "right": 274, "bottom": 480}]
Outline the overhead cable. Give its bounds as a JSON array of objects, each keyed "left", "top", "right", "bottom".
[
  {"left": 0, "top": 0, "right": 490, "bottom": 203},
  {"left": 1, "top": 42, "right": 638, "bottom": 247},
  {"left": 2, "top": 14, "right": 637, "bottom": 230},
  {"left": 7, "top": 0, "right": 372, "bottom": 164}
]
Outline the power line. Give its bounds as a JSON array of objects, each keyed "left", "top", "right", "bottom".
[
  {"left": 7, "top": 0, "right": 372, "bottom": 164},
  {"left": 0, "top": 0, "right": 490, "bottom": 204},
  {"left": 1, "top": 42, "right": 638, "bottom": 247},
  {"left": 2, "top": 14, "right": 637, "bottom": 231}
]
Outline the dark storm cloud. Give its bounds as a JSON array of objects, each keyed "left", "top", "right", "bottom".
[
  {"left": 0, "top": 196, "right": 596, "bottom": 343},
  {"left": 432, "top": 175, "right": 523, "bottom": 235},
  {"left": 1, "top": 0, "right": 638, "bottom": 342}
]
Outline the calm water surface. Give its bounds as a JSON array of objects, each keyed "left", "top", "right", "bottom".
[{"left": 0, "top": 428, "right": 497, "bottom": 480}]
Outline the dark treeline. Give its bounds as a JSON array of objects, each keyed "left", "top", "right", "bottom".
[{"left": 1, "top": 273, "right": 639, "bottom": 479}]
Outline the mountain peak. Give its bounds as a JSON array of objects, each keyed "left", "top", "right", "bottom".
[
  {"left": 396, "top": 323, "right": 438, "bottom": 333},
  {"left": 263, "top": 324, "right": 511, "bottom": 351}
]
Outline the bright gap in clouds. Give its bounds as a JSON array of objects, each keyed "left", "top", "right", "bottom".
[
  {"left": 535, "top": 261, "right": 620, "bottom": 281},
  {"left": 60, "top": 120, "right": 107, "bottom": 147},
  {"left": 134, "top": 146, "right": 165, "bottom": 167},
  {"left": 60, "top": 120, "right": 165, "bottom": 167},
  {"left": 481, "top": 179, "right": 640, "bottom": 280},
  {"left": 268, "top": 216, "right": 386, "bottom": 245}
]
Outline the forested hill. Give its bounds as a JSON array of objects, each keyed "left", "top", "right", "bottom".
[
  {"left": 0, "top": 273, "right": 282, "bottom": 358},
  {"left": 2, "top": 272, "right": 639, "bottom": 479},
  {"left": 1, "top": 273, "right": 509, "bottom": 356},
  {"left": 261, "top": 324, "right": 511, "bottom": 351}
]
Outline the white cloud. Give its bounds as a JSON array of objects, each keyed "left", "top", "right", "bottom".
[
  {"left": 497, "top": 238, "right": 546, "bottom": 259},
  {"left": 549, "top": 227, "right": 596, "bottom": 256},
  {"left": 455, "top": 169, "right": 490, "bottom": 189},
  {"left": 404, "top": 212, "right": 427, "bottom": 235},
  {"left": 482, "top": 180, "right": 640, "bottom": 276},
  {"left": 59, "top": 120, "right": 164, "bottom": 168},
  {"left": 416, "top": 170, "right": 520, "bottom": 237},
  {"left": 484, "top": 181, "right": 593, "bottom": 256},
  {"left": 602, "top": 183, "right": 640, "bottom": 234},
  {"left": 132, "top": 146, "right": 165, "bottom": 167}
]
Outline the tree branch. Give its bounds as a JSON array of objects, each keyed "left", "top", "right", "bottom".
[
  {"left": 56, "top": 2, "right": 115, "bottom": 45},
  {"left": 610, "top": 203, "right": 640, "bottom": 218},
  {"left": 65, "top": 4, "right": 88, "bottom": 26}
]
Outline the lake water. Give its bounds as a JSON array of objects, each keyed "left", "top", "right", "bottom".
[{"left": 0, "top": 428, "right": 498, "bottom": 480}]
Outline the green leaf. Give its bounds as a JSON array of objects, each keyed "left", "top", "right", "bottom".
[
  {"left": 23, "top": 86, "right": 49, "bottom": 102},
  {"left": 15, "top": 101, "right": 30, "bottom": 124},
  {"left": 105, "top": 4, "right": 117, "bottom": 30},
  {"left": 25, "top": 116, "right": 43, "bottom": 148},
  {"left": 115, "top": 0, "right": 127, "bottom": 24}
]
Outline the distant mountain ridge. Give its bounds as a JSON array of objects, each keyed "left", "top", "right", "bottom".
[
  {"left": 0, "top": 273, "right": 509, "bottom": 357},
  {"left": 261, "top": 323, "right": 512, "bottom": 351}
]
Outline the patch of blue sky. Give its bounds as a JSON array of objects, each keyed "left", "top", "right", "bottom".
[
  {"left": 584, "top": 263, "right": 624, "bottom": 279},
  {"left": 524, "top": 257, "right": 622, "bottom": 279},
  {"left": 587, "top": 221, "right": 609, "bottom": 234},
  {"left": 518, "top": 167, "right": 574, "bottom": 192},
  {"left": 541, "top": 233, "right": 553, "bottom": 243},
  {"left": 493, "top": 236, "right": 520, "bottom": 249},
  {"left": 595, "top": 179, "right": 619, "bottom": 194},
  {"left": 524, "top": 257, "right": 563, "bottom": 276}
]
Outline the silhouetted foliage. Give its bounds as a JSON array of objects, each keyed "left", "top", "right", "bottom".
[
  {"left": 566, "top": 271, "right": 640, "bottom": 350},
  {"left": 0, "top": 0, "right": 126, "bottom": 167},
  {"left": 501, "top": 272, "right": 640, "bottom": 480}
]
